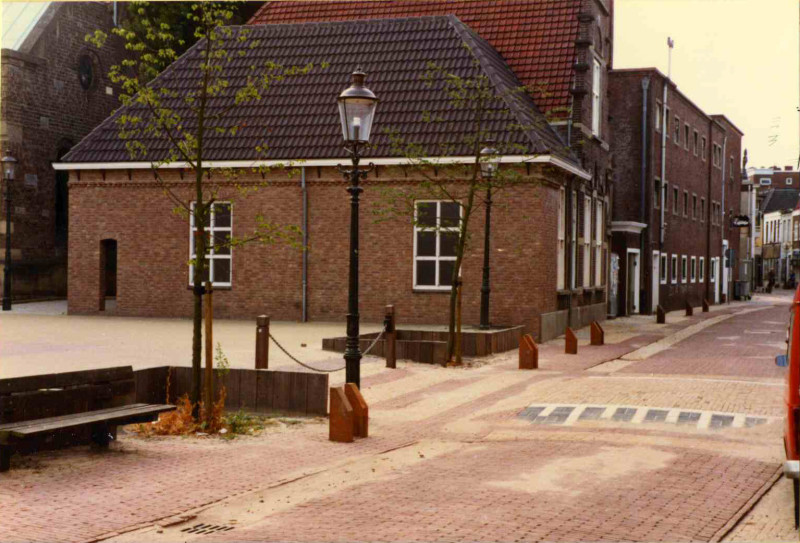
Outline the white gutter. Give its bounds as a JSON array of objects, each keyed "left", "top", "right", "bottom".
[{"left": 52, "top": 154, "right": 592, "bottom": 180}]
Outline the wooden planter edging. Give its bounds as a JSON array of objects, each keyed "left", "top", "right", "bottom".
[
  {"left": 134, "top": 366, "right": 328, "bottom": 416},
  {"left": 322, "top": 326, "right": 523, "bottom": 364}
]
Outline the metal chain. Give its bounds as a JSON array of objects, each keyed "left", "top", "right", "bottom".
[{"left": 268, "top": 329, "right": 385, "bottom": 373}]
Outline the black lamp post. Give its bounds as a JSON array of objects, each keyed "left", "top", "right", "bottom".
[
  {"left": 479, "top": 145, "right": 499, "bottom": 330},
  {"left": 337, "top": 69, "right": 378, "bottom": 390},
  {"left": 2, "top": 154, "right": 17, "bottom": 311}
]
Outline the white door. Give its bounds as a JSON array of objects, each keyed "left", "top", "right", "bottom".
[
  {"left": 627, "top": 249, "right": 640, "bottom": 315},
  {"left": 722, "top": 240, "right": 729, "bottom": 300},
  {"left": 713, "top": 258, "right": 720, "bottom": 304},
  {"left": 652, "top": 251, "right": 660, "bottom": 312}
]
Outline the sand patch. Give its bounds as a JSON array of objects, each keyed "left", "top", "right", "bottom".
[{"left": 487, "top": 446, "right": 676, "bottom": 497}]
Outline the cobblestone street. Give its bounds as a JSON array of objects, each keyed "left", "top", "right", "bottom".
[{"left": 0, "top": 293, "right": 795, "bottom": 542}]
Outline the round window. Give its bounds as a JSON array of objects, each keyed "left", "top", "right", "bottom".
[{"left": 78, "top": 55, "right": 94, "bottom": 90}]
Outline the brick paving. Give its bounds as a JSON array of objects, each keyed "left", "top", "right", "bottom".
[
  {"left": 623, "top": 305, "right": 788, "bottom": 379},
  {"left": 0, "top": 295, "right": 794, "bottom": 543}
]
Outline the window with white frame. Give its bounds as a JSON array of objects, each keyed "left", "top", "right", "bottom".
[
  {"left": 655, "top": 102, "right": 662, "bottom": 132},
  {"left": 710, "top": 257, "right": 717, "bottom": 282},
  {"left": 684, "top": 124, "right": 690, "bottom": 150},
  {"left": 413, "top": 201, "right": 460, "bottom": 290},
  {"left": 701, "top": 137, "right": 707, "bottom": 160},
  {"left": 693, "top": 130, "right": 699, "bottom": 156},
  {"left": 699, "top": 257, "right": 705, "bottom": 281},
  {"left": 681, "top": 255, "right": 688, "bottom": 283},
  {"left": 671, "top": 254, "right": 678, "bottom": 284},
  {"left": 673, "top": 186, "right": 679, "bottom": 214},
  {"left": 558, "top": 188, "right": 566, "bottom": 290},
  {"left": 674, "top": 116, "right": 680, "bottom": 143},
  {"left": 570, "top": 191, "right": 577, "bottom": 289},
  {"left": 189, "top": 202, "right": 232, "bottom": 287},
  {"left": 660, "top": 253, "right": 667, "bottom": 284},
  {"left": 690, "top": 256, "right": 696, "bottom": 282},
  {"left": 591, "top": 58, "right": 602, "bottom": 137},
  {"left": 594, "top": 198, "right": 603, "bottom": 286},
  {"left": 583, "top": 196, "right": 591, "bottom": 286}
]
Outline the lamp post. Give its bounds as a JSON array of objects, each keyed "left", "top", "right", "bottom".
[
  {"left": 479, "top": 145, "right": 499, "bottom": 330},
  {"left": 337, "top": 69, "right": 378, "bottom": 390},
  {"left": 2, "top": 155, "right": 17, "bottom": 311}
]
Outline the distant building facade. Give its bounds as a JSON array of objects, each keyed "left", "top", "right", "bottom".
[
  {"left": 0, "top": 2, "right": 125, "bottom": 302},
  {"left": 608, "top": 68, "right": 743, "bottom": 313}
]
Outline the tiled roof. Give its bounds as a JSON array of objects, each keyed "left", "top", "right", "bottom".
[
  {"left": 62, "top": 16, "right": 573, "bottom": 164},
  {"left": 761, "top": 189, "right": 800, "bottom": 214},
  {"left": 249, "top": 0, "right": 581, "bottom": 115}
]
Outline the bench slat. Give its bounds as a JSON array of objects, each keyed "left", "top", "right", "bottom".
[
  {"left": 0, "top": 404, "right": 174, "bottom": 437},
  {"left": 0, "top": 366, "right": 133, "bottom": 395}
]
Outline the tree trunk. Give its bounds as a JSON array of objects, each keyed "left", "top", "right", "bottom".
[{"left": 446, "top": 183, "right": 477, "bottom": 362}]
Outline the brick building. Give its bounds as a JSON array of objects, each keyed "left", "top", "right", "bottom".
[
  {"left": 249, "top": 0, "right": 616, "bottom": 326},
  {"left": 0, "top": 2, "right": 125, "bottom": 302},
  {"left": 607, "top": 68, "right": 743, "bottom": 314},
  {"left": 55, "top": 16, "right": 607, "bottom": 341},
  {"left": 759, "top": 189, "right": 799, "bottom": 286}
]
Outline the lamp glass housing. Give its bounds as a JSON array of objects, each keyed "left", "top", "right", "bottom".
[
  {"left": 2, "top": 156, "right": 16, "bottom": 180},
  {"left": 480, "top": 146, "right": 499, "bottom": 179},
  {"left": 337, "top": 71, "right": 378, "bottom": 144}
]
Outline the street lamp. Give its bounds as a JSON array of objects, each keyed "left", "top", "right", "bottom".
[
  {"left": 337, "top": 69, "right": 378, "bottom": 390},
  {"left": 479, "top": 145, "right": 499, "bottom": 330},
  {"left": 2, "top": 154, "right": 17, "bottom": 311}
]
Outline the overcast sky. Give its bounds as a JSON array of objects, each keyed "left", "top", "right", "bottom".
[{"left": 614, "top": 0, "right": 800, "bottom": 170}]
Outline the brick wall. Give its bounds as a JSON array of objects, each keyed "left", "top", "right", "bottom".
[
  {"left": 0, "top": 2, "right": 125, "bottom": 299},
  {"left": 609, "top": 69, "right": 743, "bottom": 312},
  {"left": 68, "top": 166, "right": 565, "bottom": 339}
]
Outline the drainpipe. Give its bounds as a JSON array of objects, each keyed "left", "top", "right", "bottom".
[
  {"left": 641, "top": 76, "right": 650, "bottom": 311},
  {"left": 301, "top": 167, "right": 308, "bottom": 322},
  {"left": 720, "top": 135, "right": 728, "bottom": 303},
  {"left": 704, "top": 119, "right": 713, "bottom": 304},
  {"left": 660, "top": 79, "right": 668, "bottom": 248}
]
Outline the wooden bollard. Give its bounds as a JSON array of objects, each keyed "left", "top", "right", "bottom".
[
  {"left": 329, "top": 387, "right": 354, "bottom": 443},
  {"left": 519, "top": 334, "right": 538, "bottom": 369},
  {"left": 656, "top": 305, "right": 666, "bottom": 324},
  {"left": 565, "top": 327, "right": 578, "bottom": 355},
  {"left": 344, "top": 383, "right": 369, "bottom": 438},
  {"left": 384, "top": 305, "right": 396, "bottom": 369},
  {"left": 702, "top": 299, "right": 710, "bottom": 312},
  {"left": 685, "top": 302, "right": 693, "bottom": 317},
  {"left": 590, "top": 321, "right": 604, "bottom": 346},
  {"left": 255, "top": 315, "right": 269, "bottom": 369}
]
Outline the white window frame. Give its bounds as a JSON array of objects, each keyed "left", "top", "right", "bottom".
[
  {"left": 673, "top": 115, "right": 680, "bottom": 144},
  {"left": 189, "top": 201, "right": 233, "bottom": 287},
  {"left": 583, "top": 196, "right": 591, "bottom": 287},
  {"left": 710, "top": 257, "right": 717, "bottom": 282},
  {"left": 684, "top": 124, "right": 690, "bottom": 150},
  {"left": 671, "top": 254, "right": 678, "bottom": 284},
  {"left": 681, "top": 255, "right": 688, "bottom": 284},
  {"left": 558, "top": 187, "right": 566, "bottom": 290},
  {"left": 690, "top": 256, "right": 697, "bottom": 283},
  {"left": 594, "top": 198, "right": 603, "bottom": 286},
  {"left": 591, "top": 58, "right": 602, "bottom": 137},
  {"left": 413, "top": 200, "right": 461, "bottom": 291},
  {"left": 660, "top": 253, "right": 668, "bottom": 284},
  {"left": 655, "top": 102, "right": 662, "bottom": 132},
  {"left": 699, "top": 256, "right": 705, "bottom": 281},
  {"left": 760, "top": 177, "right": 772, "bottom": 186}
]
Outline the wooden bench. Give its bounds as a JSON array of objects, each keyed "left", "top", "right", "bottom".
[{"left": 0, "top": 366, "right": 174, "bottom": 472}]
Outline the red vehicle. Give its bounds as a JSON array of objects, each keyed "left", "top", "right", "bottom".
[{"left": 780, "top": 286, "right": 800, "bottom": 527}]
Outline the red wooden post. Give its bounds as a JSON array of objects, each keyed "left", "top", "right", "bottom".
[
  {"left": 384, "top": 305, "right": 396, "bottom": 369},
  {"left": 565, "top": 327, "right": 578, "bottom": 355},
  {"left": 590, "top": 321, "right": 604, "bottom": 346},
  {"left": 519, "top": 334, "right": 538, "bottom": 369},
  {"left": 255, "top": 315, "right": 269, "bottom": 369}
]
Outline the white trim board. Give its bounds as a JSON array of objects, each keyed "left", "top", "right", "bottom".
[{"left": 52, "top": 154, "right": 592, "bottom": 180}]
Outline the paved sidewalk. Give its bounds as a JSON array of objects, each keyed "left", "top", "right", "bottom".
[{"left": 0, "top": 294, "right": 793, "bottom": 543}]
